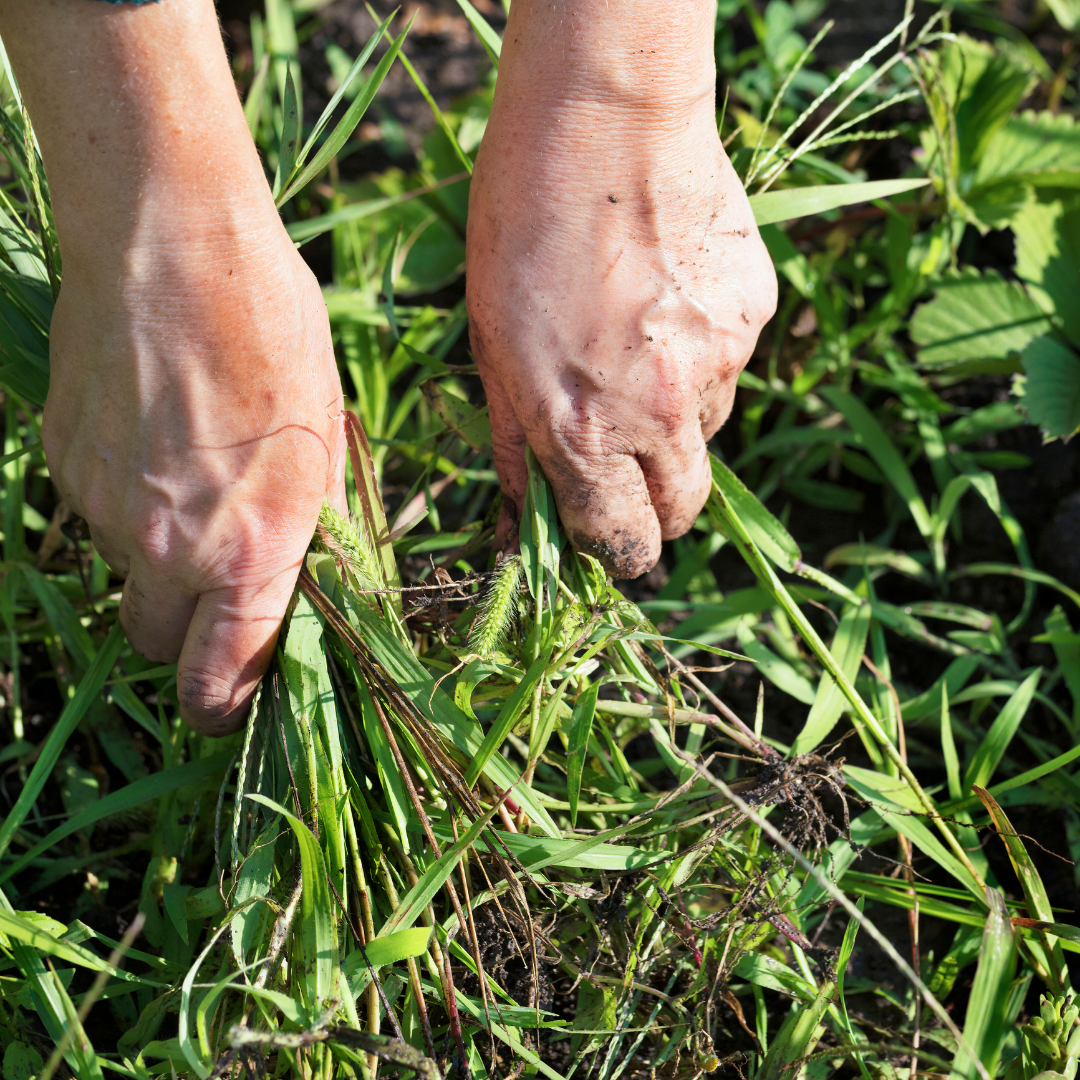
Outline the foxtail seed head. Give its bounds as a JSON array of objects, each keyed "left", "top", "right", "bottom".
[
  {"left": 469, "top": 555, "right": 523, "bottom": 658},
  {"left": 318, "top": 503, "right": 381, "bottom": 587}
]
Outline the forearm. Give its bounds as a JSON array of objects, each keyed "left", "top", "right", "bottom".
[
  {"left": 0, "top": 0, "right": 279, "bottom": 273},
  {"left": 495, "top": 0, "right": 717, "bottom": 119}
]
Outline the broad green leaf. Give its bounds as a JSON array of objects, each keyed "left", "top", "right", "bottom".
[
  {"left": 1046, "top": 0, "right": 1080, "bottom": 29},
  {"left": 749, "top": 179, "right": 929, "bottom": 226},
  {"left": 566, "top": 682, "right": 599, "bottom": 828},
  {"left": 792, "top": 601, "right": 872, "bottom": 754},
  {"left": 964, "top": 668, "right": 1039, "bottom": 792},
  {"left": 1020, "top": 335, "right": 1080, "bottom": 438},
  {"left": 955, "top": 48, "right": 1033, "bottom": 174},
  {"left": 732, "top": 952, "right": 816, "bottom": 1001},
  {"left": 951, "top": 888, "right": 1016, "bottom": 1080},
  {"left": 910, "top": 269, "right": 1051, "bottom": 368},
  {"left": 0, "top": 623, "right": 124, "bottom": 860},
  {"left": 1014, "top": 200, "right": 1080, "bottom": 347},
  {"left": 974, "top": 110, "right": 1080, "bottom": 190},
  {"left": 247, "top": 794, "right": 337, "bottom": 1008},
  {"left": 365, "top": 925, "right": 433, "bottom": 966},
  {"left": 819, "top": 387, "right": 933, "bottom": 540},
  {"left": 709, "top": 455, "right": 801, "bottom": 571}
]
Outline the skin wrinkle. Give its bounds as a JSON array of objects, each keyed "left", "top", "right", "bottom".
[
  {"left": 468, "top": 0, "right": 775, "bottom": 578},
  {"left": 4, "top": 0, "right": 347, "bottom": 732}
]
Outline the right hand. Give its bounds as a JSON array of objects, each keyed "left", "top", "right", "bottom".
[{"left": 45, "top": 211, "right": 346, "bottom": 736}]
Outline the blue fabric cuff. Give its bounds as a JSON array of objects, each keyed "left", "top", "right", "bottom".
[{"left": 86, "top": 1, "right": 160, "bottom": 5}]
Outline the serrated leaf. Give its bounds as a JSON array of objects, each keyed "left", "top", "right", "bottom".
[
  {"left": 1014, "top": 200, "right": 1080, "bottom": 347},
  {"left": 911, "top": 269, "right": 1051, "bottom": 368},
  {"left": 1020, "top": 335, "right": 1080, "bottom": 438},
  {"left": 974, "top": 110, "right": 1080, "bottom": 190}
]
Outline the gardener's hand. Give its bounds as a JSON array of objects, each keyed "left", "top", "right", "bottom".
[
  {"left": 1, "top": 0, "right": 346, "bottom": 735},
  {"left": 467, "top": 0, "right": 776, "bottom": 578}
]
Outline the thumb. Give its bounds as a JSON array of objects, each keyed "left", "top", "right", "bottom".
[
  {"left": 474, "top": 342, "right": 528, "bottom": 556},
  {"left": 176, "top": 567, "right": 298, "bottom": 736}
]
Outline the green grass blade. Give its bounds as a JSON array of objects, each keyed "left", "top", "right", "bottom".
[
  {"left": 951, "top": 888, "right": 1016, "bottom": 1080},
  {"left": 941, "top": 683, "right": 963, "bottom": 802},
  {"left": 0, "top": 908, "right": 157, "bottom": 984},
  {"left": 293, "top": 11, "right": 394, "bottom": 170},
  {"left": 365, "top": 3, "right": 474, "bottom": 175},
  {"left": 792, "top": 601, "right": 872, "bottom": 754},
  {"left": 709, "top": 456, "right": 801, "bottom": 571},
  {"left": 248, "top": 793, "right": 338, "bottom": 1008},
  {"left": 342, "top": 597, "right": 560, "bottom": 834},
  {"left": 455, "top": 0, "right": 502, "bottom": 67},
  {"left": 0, "top": 622, "right": 124, "bottom": 859},
  {"left": 464, "top": 648, "right": 551, "bottom": 787},
  {"left": 0, "top": 750, "right": 232, "bottom": 885},
  {"left": 271, "top": 61, "right": 301, "bottom": 200},
  {"left": 566, "top": 682, "right": 600, "bottom": 827},
  {"left": 963, "top": 668, "right": 1039, "bottom": 792},
  {"left": 820, "top": 387, "right": 934, "bottom": 541},
  {"left": 277, "top": 19, "right": 411, "bottom": 205},
  {"left": 749, "top": 178, "right": 929, "bottom": 225},
  {"left": 974, "top": 785, "right": 1067, "bottom": 988},
  {"left": 379, "top": 801, "right": 500, "bottom": 936},
  {"left": 243, "top": 52, "right": 270, "bottom": 135}
]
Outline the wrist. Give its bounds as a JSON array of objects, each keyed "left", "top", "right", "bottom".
[{"left": 495, "top": 0, "right": 717, "bottom": 119}]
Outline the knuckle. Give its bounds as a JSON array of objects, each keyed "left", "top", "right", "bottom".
[{"left": 179, "top": 667, "right": 245, "bottom": 725}]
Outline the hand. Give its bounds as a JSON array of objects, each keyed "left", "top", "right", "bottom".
[
  {"left": 466, "top": 0, "right": 777, "bottom": 578},
  {"left": 0, "top": 0, "right": 346, "bottom": 734},
  {"left": 46, "top": 216, "right": 346, "bottom": 736}
]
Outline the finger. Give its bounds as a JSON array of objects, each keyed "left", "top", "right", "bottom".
[
  {"left": 88, "top": 523, "right": 131, "bottom": 578},
  {"left": 175, "top": 569, "right": 298, "bottom": 737},
  {"left": 530, "top": 423, "right": 660, "bottom": 580},
  {"left": 638, "top": 423, "right": 713, "bottom": 542},
  {"left": 472, "top": 321, "right": 528, "bottom": 551},
  {"left": 119, "top": 565, "right": 197, "bottom": 663},
  {"left": 327, "top": 411, "right": 348, "bottom": 517}
]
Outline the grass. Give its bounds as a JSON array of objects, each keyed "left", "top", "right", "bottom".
[{"left": 0, "top": 1, "right": 1079, "bottom": 1079}]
